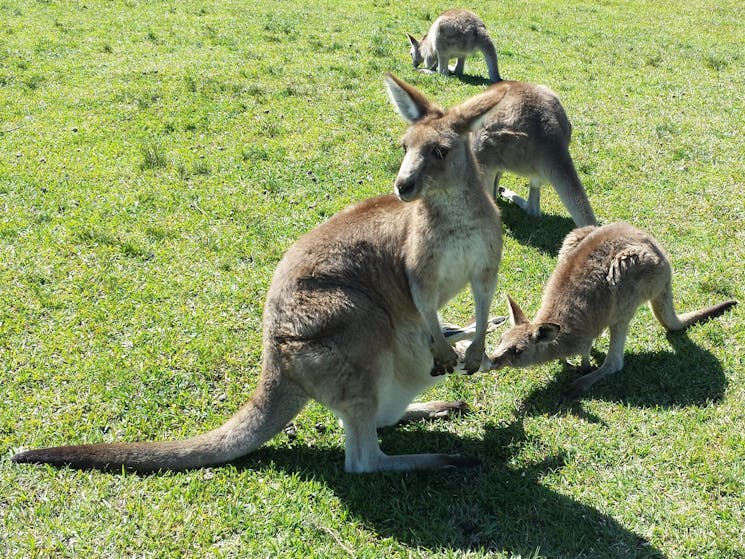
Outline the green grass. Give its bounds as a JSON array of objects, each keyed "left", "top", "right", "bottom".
[{"left": 1, "top": 0, "right": 743, "bottom": 557}]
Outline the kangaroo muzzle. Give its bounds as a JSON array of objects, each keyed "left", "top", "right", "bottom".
[{"left": 394, "top": 176, "right": 419, "bottom": 201}]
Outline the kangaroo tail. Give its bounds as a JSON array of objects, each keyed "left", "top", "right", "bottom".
[
  {"left": 11, "top": 374, "right": 308, "bottom": 473},
  {"left": 650, "top": 287, "right": 737, "bottom": 332},
  {"left": 548, "top": 157, "right": 597, "bottom": 227},
  {"left": 479, "top": 39, "right": 501, "bottom": 83}
]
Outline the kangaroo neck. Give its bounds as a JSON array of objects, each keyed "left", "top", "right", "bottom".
[
  {"left": 534, "top": 305, "right": 593, "bottom": 359},
  {"left": 417, "top": 177, "right": 486, "bottom": 223},
  {"left": 420, "top": 36, "right": 438, "bottom": 67}
]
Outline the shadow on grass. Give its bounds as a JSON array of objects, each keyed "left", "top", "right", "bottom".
[
  {"left": 521, "top": 330, "right": 727, "bottom": 416},
  {"left": 245, "top": 418, "right": 665, "bottom": 558},
  {"left": 455, "top": 72, "right": 493, "bottom": 86},
  {"left": 496, "top": 198, "right": 576, "bottom": 257},
  {"left": 237, "top": 334, "right": 723, "bottom": 556}
]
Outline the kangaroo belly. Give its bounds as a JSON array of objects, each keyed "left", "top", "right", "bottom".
[
  {"left": 375, "top": 324, "right": 442, "bottom": 426},
  {"left": 434, "top": 228, "right": 499, "bottom": 306}
]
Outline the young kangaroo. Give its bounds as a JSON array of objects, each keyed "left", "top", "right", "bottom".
[
  {"left": 12, "top": 74, "right": 503, "bottom": 474},
  {"left": 488, "top": 223, "right": 736, "bottom": 394},
  {"left": 471, "top": 80, "right": 597, "bottom": 226},
  {"left": 407, "top": 9, "right": 501, "bottom": 83}
]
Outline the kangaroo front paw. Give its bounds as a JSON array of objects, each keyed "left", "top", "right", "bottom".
[
  {"left": 463, "top": 345, "right": 486, "bottom": 375},
  {"left": 431, "top": 345, "right": 458, "bottom": 376}
]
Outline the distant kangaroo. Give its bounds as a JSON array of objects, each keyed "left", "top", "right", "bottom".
[
  {"left": 12, "top": 73, "right": 503, "bottom": 474},
  {"left": 407, "top": 9, "right": 501, "bottom": 83},
  {"left": 471, "top": 80, "right": 597, "bottom": 226},
  {"left": 488, "top": 223, "right": 736, "bottom": 394}
]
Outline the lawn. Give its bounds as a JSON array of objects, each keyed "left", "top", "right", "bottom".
[{"left": 1, "top": 0, "right": 743, "bottom": 557}]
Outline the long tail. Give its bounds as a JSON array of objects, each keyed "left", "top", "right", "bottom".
[
  {"left": 548, "top": 156, "right": 597, "bottom": 227},
  {"left": 650, "top": 286, "right": 737, "bottom": 331},
  {"left": 479, "top": 39, "right": 501, "bottom": 83},
  {"left": 11, "top": 374, "right": 308, "bottom": 473}
]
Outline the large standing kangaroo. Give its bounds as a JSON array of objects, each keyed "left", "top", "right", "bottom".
[
  {"left": 12, "top": 74, "right": 503, "bottom": 474},
  {"left": 488, "top": 223, "right": 736, "bottom": 394}
]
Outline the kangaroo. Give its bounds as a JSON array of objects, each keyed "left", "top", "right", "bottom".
[
  {"left": 407, "top": 9, "right": 501, "bottom": 83},
  {"left": 471, "top": 80, "right": 597, "bottom": 226},
  {"left": 488, "top": 223, "right": 736, "bottom": 394},
  {"left": 12, "top": 73, "right": 503, "bottom": 474}
]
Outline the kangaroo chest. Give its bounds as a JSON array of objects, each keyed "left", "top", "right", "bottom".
[{"left": 415, "top": 213, "right": 500, "bottom": 305}]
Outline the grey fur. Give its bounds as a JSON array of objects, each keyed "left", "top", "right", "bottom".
[
  {"left": 471, "top": 81, "right": 597, "bottom": 226},
  {"left": 488, "top": 223, "right": 736, "bottom": 394},
  {"left": 408, "top": 9, "right": 501, "bottom": 83}
]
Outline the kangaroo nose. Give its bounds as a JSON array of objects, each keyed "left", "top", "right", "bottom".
[
  {"left": 487, "top": 351, "right": 507, "bottom": 370},
  {"left": 395, "top": 177, "right": 417, "bottom": 201}
]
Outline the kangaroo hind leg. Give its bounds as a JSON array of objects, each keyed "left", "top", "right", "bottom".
[
  {"left": 453, "top": 57, "right": 465, "bottom": 75},
  {"left": 606, "top": 243, "right": 663, "bottom": 285},
  {"left": 341, "top": 405, "right": 478, "bottom": 473},
  {"left": 397, "top": 400, "right": 470, "bottom": 424},
  {"left": 498, "top": 176, "right": 540, "bottom": 215}
]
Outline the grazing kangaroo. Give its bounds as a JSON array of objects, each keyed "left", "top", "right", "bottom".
[
  {"left": 471, "top": 80, "right": 597, "bottom": 226},
  {"left": 488, "top": 223, "right": 736, "bottom": 394},
  {"left": 407, "top": 9, "right": 501, "bottom": 83},
  {"left": 12, "top": 73, "right": 503, "bottom": 474}
]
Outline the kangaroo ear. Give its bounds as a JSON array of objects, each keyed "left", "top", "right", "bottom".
[
  {"left": 534, "top": 323, "right": 561, "bottom": 344},
  {"left": 384, "top": 72, "right": 442, "bottom": 123},
  {"left": 506, "top": 294, "right": 528, "bottom": 326},
  {"left": 447, "top": 84, "right": 508, "bottom": 136},
  {"left": 406, "top": 33, "right": 419, "bottom": 47}
]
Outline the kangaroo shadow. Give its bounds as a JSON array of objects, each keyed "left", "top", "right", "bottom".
[
  {"left": 455, "top": 72, "right": 493, "bottom": 86},
  {"left": 522, "top": 330, "right": 727, "bottom": 416},
  {"left": 496, "top": 198, "right": 576, "bottom": 256},
  {"left": 242, "top": 419, "right": 666, "bottom": 558}
]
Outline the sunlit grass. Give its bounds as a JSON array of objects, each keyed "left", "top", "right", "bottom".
[{"left": 1, "top": 1, "right": 743, "bottom": 558}]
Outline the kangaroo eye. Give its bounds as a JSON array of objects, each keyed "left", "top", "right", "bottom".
[
  {"left": 512, "top": 347, "right": 524, "bottom": 357},
  {"left": 432, "top": 146, "right": 449, "bottom": 160}
]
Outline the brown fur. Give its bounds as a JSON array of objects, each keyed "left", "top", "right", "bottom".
[
  {"left": 12, "top": 74, "right": 502, "bottom": 474},
  {"left": 472, "top": 81, "right": 597, "bottom": 226},
  {"left": 489, "top": 223, "right": 736, "bottom": 394}
]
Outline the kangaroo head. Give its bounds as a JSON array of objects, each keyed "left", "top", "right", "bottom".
[
  {"left": 489, "top": 295, "right": 561, "bottom": 369},
  {"left": 406, "top": 33, "right": 424, "bottom": 68},
  {"left": 383, "top": 72, "right": 501, "bottom": 202}
]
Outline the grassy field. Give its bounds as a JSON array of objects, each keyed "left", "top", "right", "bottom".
[{"left": 1, "top": 0, "right": 743, "bottom": 557}]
